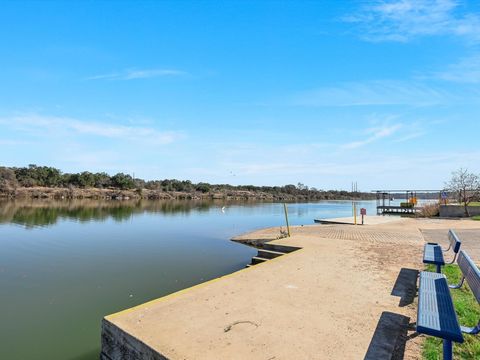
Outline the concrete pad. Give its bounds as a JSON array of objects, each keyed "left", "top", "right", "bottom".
[
  {"left": 102, "top": 219, "right": 446, "bottom": 360},
  {"left": 421, "top": 228, "right": 480, "bottom": 261}
]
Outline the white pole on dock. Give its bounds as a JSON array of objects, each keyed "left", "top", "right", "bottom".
[
  {"left": 283, "top": 203, "right": 291, "bottom": 237},
  {"left": 353, "top": 202, "right": 357, "bottom": 225}
]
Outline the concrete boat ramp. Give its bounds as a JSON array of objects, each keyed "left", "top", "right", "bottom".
[{"left": 101, "top": 217, "right": 480, "bottom": 359}]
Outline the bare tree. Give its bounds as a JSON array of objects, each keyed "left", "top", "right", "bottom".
[{"left": 445, "top": 168, "right": 480, "bottom": 217}]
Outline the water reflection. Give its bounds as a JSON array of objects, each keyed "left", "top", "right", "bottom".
[
  {"left": 0, "top": 199, "right": 241, "bottom": 228},
  {"left": 0, "top": 199, "right": 379, "bottom": 228}
]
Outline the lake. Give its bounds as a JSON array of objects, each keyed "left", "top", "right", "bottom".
[{"left": 0, "top": 199, "right": 377, "bottom": 360}]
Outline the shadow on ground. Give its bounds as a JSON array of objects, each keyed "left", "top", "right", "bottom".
[
  {"left": 391, "top": 268, "right": 419, "bottom": 307},
  {"left": 364, "top": 311, "right": 410, "bottom": 360},
  {"left": 364, "top": 267, "right": 421, "bottom": 359}
]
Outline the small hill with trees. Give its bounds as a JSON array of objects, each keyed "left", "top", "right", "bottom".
[{"left": 0, "top": 164, "right": 375, "bottom": 201}]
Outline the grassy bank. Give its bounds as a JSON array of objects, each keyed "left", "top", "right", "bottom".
[{"left": 423, "top": 264, "right": 480, "bottom": 359}]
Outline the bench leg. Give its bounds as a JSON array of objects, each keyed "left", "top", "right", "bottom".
[
  {"left": 443, "top": 339, "right": 453, "bottom": 360},
  {"left": 436, "top": 264, "right": 442, "bottom": 273}
]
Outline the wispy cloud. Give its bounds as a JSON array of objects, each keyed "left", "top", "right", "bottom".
[
  {"left": 86, "top": 68, "right": 187, "bottom": 81},
  {"left": 0, "top": 139, "right": 31, "bottom": 146},
  {"left": 393, "top": 131, "right": 426, "bottom": 143},
  {"left": 435, "top": 53, "right": 480, "bottom": 83},
  {"left": 216, "top": 149, "right": 480, "bottom": 189},
  {"left": 292, "top": 80, "right": 456, "bottom": 107},
  {"left": 344, "top": 0, "right": 480, "bottom": 42},
  {"left": 0, "top": 114, "right": 183, "bottom": 145},
  {"left": 342, "top": 123, "right": 402, "bottom": 149}
]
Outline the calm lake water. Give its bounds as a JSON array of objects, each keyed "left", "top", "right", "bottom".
[{"left": 0, "top": 199, "right": 377, "bottom": 360}]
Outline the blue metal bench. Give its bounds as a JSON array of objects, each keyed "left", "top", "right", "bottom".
[
  {"left": 417, "top": 271, "right": 463, "bottom": 360},
  {"left": 423, "top": 229, "right": 461, "bottom": 273},
  {"left": 448, "top": 250, "right": 480, "bottom": 335},
  {"left": 417, "top": 250, "right": 480, "bottom": 360}
]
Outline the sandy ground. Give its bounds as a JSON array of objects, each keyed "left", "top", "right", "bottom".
[{"left": 102, "top": 216, "right": 480, "bottom": 360}]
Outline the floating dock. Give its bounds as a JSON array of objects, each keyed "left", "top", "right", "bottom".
[
  {"left": 314, "top": 218, "right": 356, "bottom": 225},
  {"left": 376, "top": 205, "right": 421, "bottom": 215},
  {"left": 373, "top": 189, "right": 441, "bottom": 216},
  {"left": 313, "top": 216, "right": 404, "bottom": 226}
]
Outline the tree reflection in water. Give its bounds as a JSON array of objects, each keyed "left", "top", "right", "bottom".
[{"left": 0, "top": 199, "right": 240, "bottom": 228}]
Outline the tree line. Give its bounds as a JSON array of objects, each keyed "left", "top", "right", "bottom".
[
  {"left": 0, "top": 164, "right": 372, "bottom": 199},
  {"left": 1, "top": 165, "right": 137, "bottom": 190}
]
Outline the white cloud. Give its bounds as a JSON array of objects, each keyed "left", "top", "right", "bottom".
[
  {"left": 292, "top": 80, "right": 455, "bottom": 107},
  {"left": 342, "top": 123, "right": 402, "bottom": 149},
  {"left": 345, "top": 0, "right": 480, "bottom": 42},
  {"left": 57, "top": 148, "right": 123, "bottom": 172},
  {"left": 393, "top": 131, "right": 426, "bottom": 142},
  {"left": 0, "top": 139, "right": 30, "bottom": 145},
  {"left": 435, "top": 54, "right": 480, "bottom": 83},
  {"left": 86, "top": 68, "right": 187, "bottom": 81},
  {"left": 0, "top": 114, "right": 183, "bottom": 145},
  {"left": 216, "top": 150, "right": 480, "bottom": 189}
]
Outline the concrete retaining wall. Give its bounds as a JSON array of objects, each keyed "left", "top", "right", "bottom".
[
  {"left": 439, "top": 205, "right": 480, "bottom": 218},
  {"left": 101, "top": 318, "right": 167, "bottom": 360}
]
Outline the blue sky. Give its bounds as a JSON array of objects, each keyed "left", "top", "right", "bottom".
[{"left": 1, "top": 0, "right": 480, "bottom": 190}]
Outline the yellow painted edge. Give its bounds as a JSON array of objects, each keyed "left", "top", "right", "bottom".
[{"left": 106, "top": 241, "right": 303, "bottom": 321}]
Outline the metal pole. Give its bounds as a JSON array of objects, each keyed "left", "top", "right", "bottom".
[
  {"left": 283, "top": 203, "right": 291, "bottom": 237},
  {"left": 354, "top": 202, "right": 357, "bottom": 225},
  {"left": 443, "top": 339, "right": 453, "bottom": 360}
]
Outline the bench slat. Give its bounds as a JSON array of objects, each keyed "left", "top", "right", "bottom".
[
  {"left": 458, "top": 251, "right": 480, "bottom": 304},
  {"left": 417, "top": 272, "right": 463, "bottom": 343},
  {"left": 423, "top": 244, "right": 445, "bottom": 265}
]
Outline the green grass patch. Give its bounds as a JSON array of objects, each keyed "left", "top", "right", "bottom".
[
  {"left": 456, "top": 202, "right": 480, "bottom": 207},
  {"left": 472, "top": 216, "right": 480, "bottom": 221},
  {"left": 422, "top": 264, "right": 480, "bottom": 359}
]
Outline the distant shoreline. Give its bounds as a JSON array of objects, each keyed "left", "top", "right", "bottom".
[
  {"left": 0, "top": 186, "right": 376, "bottom": 201},
  {"left": 0, "top": 165, "right": 376, "bottom": 202}
]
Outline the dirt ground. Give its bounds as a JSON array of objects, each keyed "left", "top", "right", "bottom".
[{"left": 102, "top": 217, "right": 480, "bottom": 360}]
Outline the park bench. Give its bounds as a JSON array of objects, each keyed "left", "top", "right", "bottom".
[
  {"left": 417, "top": 250, "right": 480, "bottom": 360},
  {"left": 448, "top": 250, "right": 480, "bottom": 335},
  {"left": 423, "top": 229, "right": 461, "bottom": 273}
]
